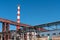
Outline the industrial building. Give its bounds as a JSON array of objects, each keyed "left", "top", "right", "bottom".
[
  {"left": 0, "top": 5, "right": 60, "bottom": 40},
  {"left": 0, "top": 18, "right": 60, "bottom": 40}
]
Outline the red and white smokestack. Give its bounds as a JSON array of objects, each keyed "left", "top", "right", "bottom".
[{"left": 16, "top": 5, "right": 20, "bottom": 30}]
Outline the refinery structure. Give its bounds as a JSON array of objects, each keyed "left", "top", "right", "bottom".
[{"left": 0, "top": 5, "right": 60, "bottom": 40}]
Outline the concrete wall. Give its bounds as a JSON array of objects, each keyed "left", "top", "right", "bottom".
[
  {"left": 37, "top": 37, "right": 48, "bottom": 40},
  {"left": 0, "top": 34, "right": 2, "bottom": 40},
  {"left": 37, "top": 36, "right": 60, "bottom": 40},
  {"left": 52, "top": 36, "right": 60, "bottom": 40}
]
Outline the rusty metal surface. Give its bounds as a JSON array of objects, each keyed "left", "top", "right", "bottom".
[{"left": 0, "top": 18, "right": 31, "bottom": 27}]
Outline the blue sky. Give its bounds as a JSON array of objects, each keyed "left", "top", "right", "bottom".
[{"left": 0, "top": 0, "right": 60, "bottom": 31}]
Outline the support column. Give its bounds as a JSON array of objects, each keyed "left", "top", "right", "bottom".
[
  {"left": 1, "top": 35, "right": 2, "bottom": 40},
  {"left": 22, "top": 33, "right": 24, "bottom": 40},
  {"left": 2, "top": 22, "right": 6, "bottom": 40},
  {"left": 23, "top": 28, "right": 27, "bottom": 40},
  {"left": 32, "top": 32, "right": 34, "bottom": 40},
  {"left": 29, "top": 32, "right": 32, "bottom": 40},
  {"left": 27, "top": 32, "right": 29, "bottom": 40},
  {"left": 24, "top": 33, "right": 27, "bottom": 40},
  {"left": 2, "top": 22, "right": 10, "bottom": 40},
  {"left": 6, "top": 23, "right": 10, "bottom": 40}
]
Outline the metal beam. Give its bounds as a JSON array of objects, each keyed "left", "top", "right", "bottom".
[{"left": 0, "top": 18, "right": 31, "bottom": 27}]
